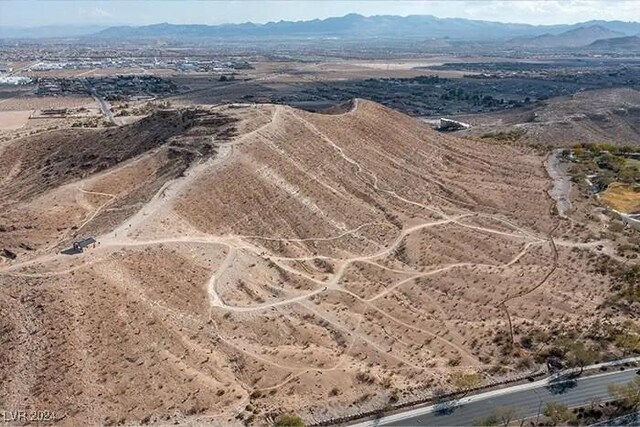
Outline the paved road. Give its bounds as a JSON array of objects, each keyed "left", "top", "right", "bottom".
[
  {"left": 92, "top": 91, "right": 115, "bottom": 123},
  {"left": 83, "top": 81, "right": 115, "bottom": 123},
  {"left": 354, "top": 369, "right": 639, "bottom": 426}
]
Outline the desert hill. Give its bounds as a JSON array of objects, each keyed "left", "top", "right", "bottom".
[
  {"left": 1, "top": 110, "right": 198, "bottom": 201},
  {"left": 588, "top": 35, "right": 640, "bottom": 52},
  {"left": 510, "top": 25, "right": 624, "bottom": 48},
  {"left": 0, "top": 108, "right": 237, "bottom": 254},
  {"left": 0, "top": 99, "right": 628, "bottom": 425},
  {"left": 462, "top": 88, "right": 640, "bottom": 148}
]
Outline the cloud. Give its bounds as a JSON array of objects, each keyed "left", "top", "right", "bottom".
[
  {"left": 78, "top": 6, "right": 113, "bottom": 21},
  {"left": 454, "top": 0, "right": 640, "bottom": 24},
  {"left": 4, "top": 0, "right": 640, "bottom": 28}
]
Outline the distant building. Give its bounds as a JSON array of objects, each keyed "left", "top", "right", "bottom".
[
  {"left": 438, "top": 118, "right": 471, "bottom": 132},
  {"left": 0, "top": 76, "right": 31, "bottom": 85},
  {"left": 41, "top": 108, "right": 67, "bottom": 116}
]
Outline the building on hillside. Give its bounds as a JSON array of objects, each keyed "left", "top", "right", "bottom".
[
  {"left": 438, "top": 118, "right": 471, "bottom": 132},
  {"left": 72, "top": 237, "right": 96, "bottom": 253}
]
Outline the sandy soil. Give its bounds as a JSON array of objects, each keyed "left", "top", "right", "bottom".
[
  {"left": 0, "top": 110, "right": 32, "bottom": 130},
  {"left": 243, "top": 57, "right": 524, "bottom": 83},
  {"left": 462, "top": 88, "right": 640, "bottom": 147},
  {"left": 0, "top": 95, "right": 96, "bottom": 112}
]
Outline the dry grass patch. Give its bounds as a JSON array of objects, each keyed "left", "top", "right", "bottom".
[{"left": 601, "top": 182, "right": 640, "bottom": 214}]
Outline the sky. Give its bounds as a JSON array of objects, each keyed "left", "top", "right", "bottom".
[{"left": 1, "top": 0, "right": 640, "bottom": 28}]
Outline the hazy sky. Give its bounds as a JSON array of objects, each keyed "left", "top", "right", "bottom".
[{"left": 1, "top": 1, "right": 639, "bottom": 27}]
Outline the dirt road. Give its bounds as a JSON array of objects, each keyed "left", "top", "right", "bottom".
[{"left": 545, "top": 149, "right": 571, "bottom": 216}]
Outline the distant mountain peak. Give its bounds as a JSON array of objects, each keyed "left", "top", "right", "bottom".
[{"left": 509, "top": 24, "right": 625, "bottom": 48}]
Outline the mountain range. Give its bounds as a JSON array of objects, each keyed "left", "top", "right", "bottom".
[
  {"left": 0, "top": 25, "right": 109, "bottom": 39},
  {"left": 2, "top": 14, "right": 640, "bottom": 43},
  {"left": 92, "top": 14, "right": 640, "bottom": 42}
]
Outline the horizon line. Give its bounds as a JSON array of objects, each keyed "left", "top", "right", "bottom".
[{"left": 1, "top": 12, "right": 638, "bottom": 30}]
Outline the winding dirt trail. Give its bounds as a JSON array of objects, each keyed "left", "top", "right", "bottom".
[
  {"left": 41, "top": 187, "right": 116, "bottom": 252},
  {"left": 1, "top": 99, "right": 621, "bottom": 386},
  {"left": 499, "top": 222, "right": 560, "bottom": 344}
]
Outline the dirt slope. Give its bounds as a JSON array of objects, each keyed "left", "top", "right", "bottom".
[
  {"left": 0, "top": 99, "right": 626, "bottom": 425},
  {"left": 0, "top": 107, "right": 237, "bottom": 254}
]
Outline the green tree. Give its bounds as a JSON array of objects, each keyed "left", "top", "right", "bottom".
[
  {"left": 543, "top": 401, "right": 577, "bottom": 425},
  {"left": 615, "top": 329, "right": 640, "bottom": 354},
  {"left": 275, "top": 413, "right": 305, "bottom": 427},
  {"left": 564, "top": 341, "right": 599, "bottom": 374},
  {"left": 618, "top": 165, "right": 640, "bottom": 184},
  {"left": 473, "top": 414, "right": 499, "bottom": 426},
  {"left": 450, "top": 371, "right": 483, "bottom": 397},
  {"left": 473, "top": 406, "right": 520, "bottom": 426},
  {"left": 608, "top": 377, "right": 640, "bottom": 410}
]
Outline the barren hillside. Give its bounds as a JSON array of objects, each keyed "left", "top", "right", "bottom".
[
  {"left": 463, "top": 88, "right": 640, "bottom": 147},
  {"left": 0, "top": 99, "right": 629, "bottom": 425},
  {"left": 0, "top": 108, "right": 237, "bottom": 253}
]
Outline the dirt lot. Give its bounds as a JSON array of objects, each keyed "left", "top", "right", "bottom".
[
  {"left": 0, "top": 110, "right": 31, "bottom": 130},
  {"left": 245, "top": 59, "right": 477, "bottom": 82},
  {"left": 0, "top": 94, "right": 95, "bottom": 111}
]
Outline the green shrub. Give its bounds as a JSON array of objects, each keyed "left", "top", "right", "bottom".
[{"left": 275, "top": 413, "right": 305, "bottom": 427}]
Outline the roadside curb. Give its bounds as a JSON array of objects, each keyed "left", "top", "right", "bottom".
[{"left": 308, "top": 357, "right": 640, "bottom": 427}]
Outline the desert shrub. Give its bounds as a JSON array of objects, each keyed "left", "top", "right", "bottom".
[
  {"left": 355, "top": 371, "right": 376, "bottom": 384},
  {"left": 609, "top": 378, "right": 640, "bottom": 410},
  {"left": 519, "top": 335, "right": 533, "bottom": 349},
  {"left": 611, "top": 265, "right": 640, "bottom": 304},
  {"left": 447, "top": 357, "right": 461, "bottom": 367},
  {"left": 619, "top": 165, "right": 640, "bottom": 184},
  {"left": 615, "top": 332, "right": 640, "bottom": 353},
  {"left": 275, "top": 413, "right": 305, "bottom": 427},
  {"left": 474, "top": 406, "right": 520, "bottom": 426},
  {"left": 450, "top": 371, "right": 482, "bottom": 396},
  {"left": 394, "top": 241, "right": 410, "bottom": 264},
  {"left": 479, "top": 129, "right": 524, "bottom": 144},
  {"left": 609, "top": 221, "right": 625, "bottom": 233},
  {"left": 622, "top": 265, "right": 640, "bottom": 285},
  {"left": 544, "top": 402, "right": 577, "bottom": 425},
  {"left": 313, "top": 258, "right": 334, "bottom": 274},
  {"left": 563, "top": 341, "right": 599, "bottom": 373}
]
